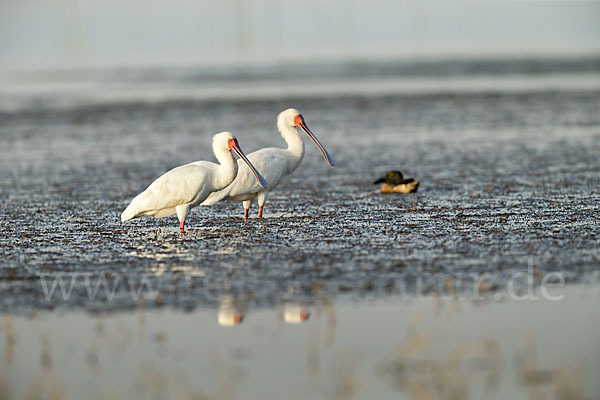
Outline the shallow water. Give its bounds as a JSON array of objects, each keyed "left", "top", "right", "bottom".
[{"left": 1, "top": 286, "right": 599, "bottom": 399}]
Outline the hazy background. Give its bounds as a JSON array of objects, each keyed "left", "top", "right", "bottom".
[{"left": 1, "top": 0, "right": 600, "bottom": 71}]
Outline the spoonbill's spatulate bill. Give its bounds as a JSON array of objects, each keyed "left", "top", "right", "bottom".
[
  {"left": 121, "top": 132, "right": 267, "bottom": 232},
  {"left": 201, "top": 108, "right": 334, "bottom": 218}
]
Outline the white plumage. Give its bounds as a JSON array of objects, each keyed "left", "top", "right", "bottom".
[
  {"left": 202, "top": 108, "right": 334, "bottom": 218},
  {"left": 121, "top": 132, "right": 267, "bottom": 232}
]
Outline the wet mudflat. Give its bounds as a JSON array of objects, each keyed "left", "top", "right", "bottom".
[
  {"left": 1, "top": 86, "right": 599, "bottom": 310},
  {"left": 0, "top": 61, "right": 599, "bottom": 399}
]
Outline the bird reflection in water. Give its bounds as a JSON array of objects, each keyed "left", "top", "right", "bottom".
[
  {"left": 217, "top": 297, "right": 313, "bottom": 327},
  {"left": 281, "top": 303, "right": 311, "bottom": 324},
  {"left": 217, "top": 296, "right": 245, "bottom": 327}
]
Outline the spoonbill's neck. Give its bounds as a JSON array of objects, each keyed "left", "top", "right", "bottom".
[
  {"left": 213, "top": 146, "right": 238, "bottom": 188},
  {"left": 279, "top": 124, "right": 305, "bottom": 167}
]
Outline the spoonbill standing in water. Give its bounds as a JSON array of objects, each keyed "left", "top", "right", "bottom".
[
  {"left": 121, "top": 132, "right": 267, "bottom": 232},
  {"left": 202, "top": 108, "right": 334, "bottom": 218}
]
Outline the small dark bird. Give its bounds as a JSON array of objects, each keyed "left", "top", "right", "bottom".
[{"left": 373, "top": 171, "right": 419, "bottom": 193}]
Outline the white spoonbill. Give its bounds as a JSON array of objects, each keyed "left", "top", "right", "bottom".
[
  {"left": 121, "top": 132, "right": 267, "bottom": 232},
  {"left": 201, "top": 108, "right": 334, "bottom": 218}
]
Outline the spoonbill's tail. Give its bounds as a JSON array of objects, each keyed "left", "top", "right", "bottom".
[
  {"left": 121, "top": 191, "right": 155, "bottom": 222},
  {"left": 121, "top": 199, "right": 139, "bottom": 222}
]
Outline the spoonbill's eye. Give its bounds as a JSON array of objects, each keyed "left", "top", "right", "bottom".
[{"left": 294, "top": 114, "right": 303, "bottom": 126}]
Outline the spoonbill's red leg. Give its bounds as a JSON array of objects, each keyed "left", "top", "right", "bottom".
[
  {"left": 176, "top": 205, "right": 190, "bottom": 233},
  {"left": 257, "top": 192, "right": 267, "bottom": 219},
  {"left": 243, "top": 199, "right": 252, "bottom": 219}
]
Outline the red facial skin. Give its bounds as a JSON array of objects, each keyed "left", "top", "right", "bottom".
[
  {"left": 227, "top": 138, "right": 239, "bottom": 150},
  {"left": 294, "top": 114, "right": 304, "bottom": 127}
]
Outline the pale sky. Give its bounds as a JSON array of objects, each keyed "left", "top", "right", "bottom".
[{"left": 1, "top": 0, "right": 599, "bottom": 70}]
